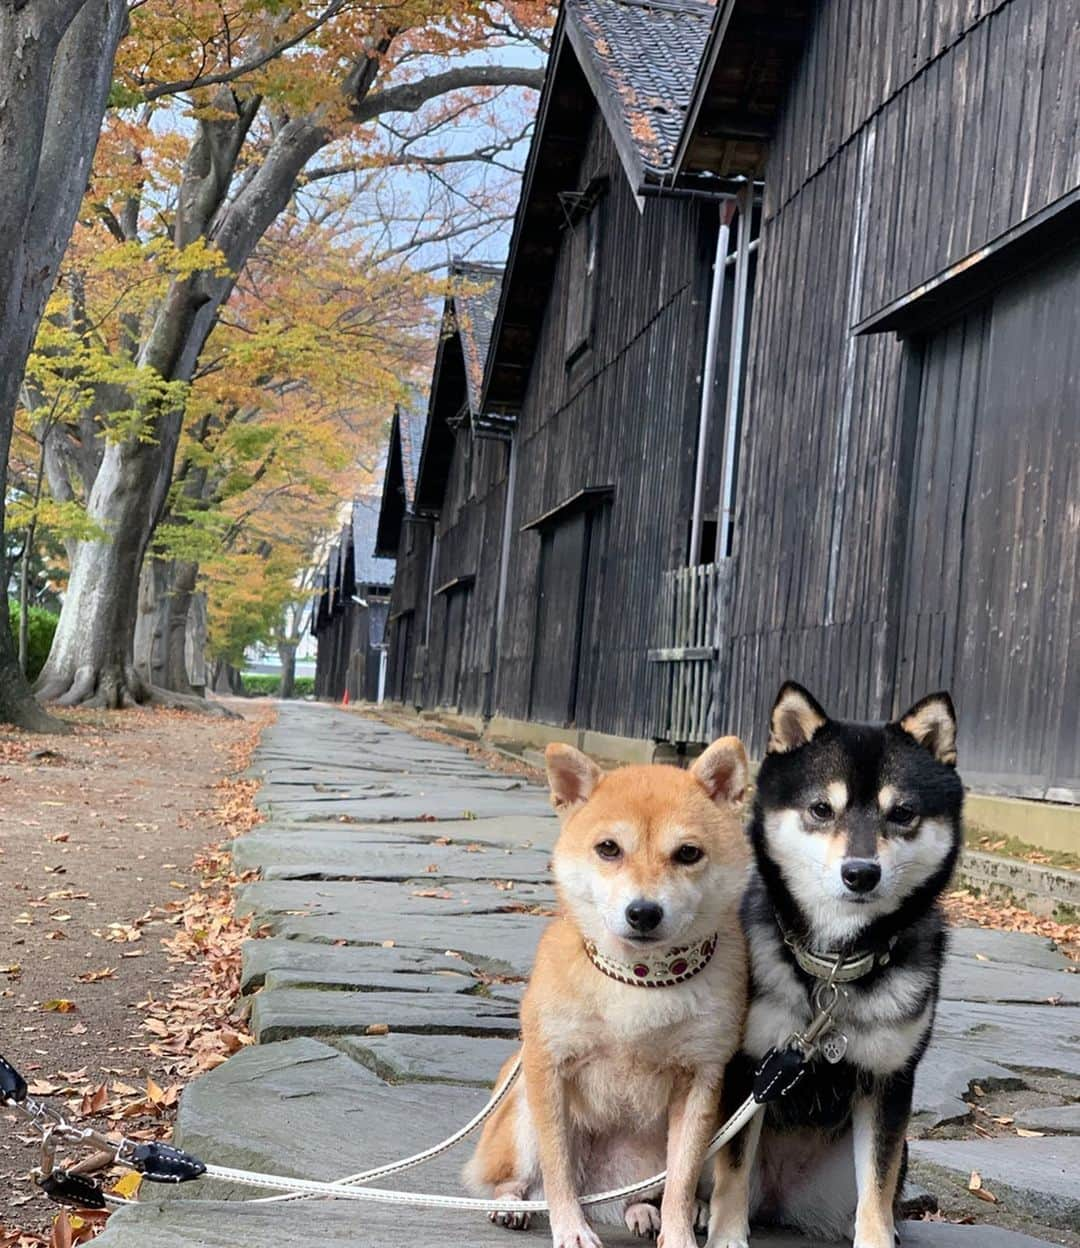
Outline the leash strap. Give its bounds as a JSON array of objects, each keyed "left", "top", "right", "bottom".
[{"left": 2, "top": 1007, "right": 833, "bottom": 1215}]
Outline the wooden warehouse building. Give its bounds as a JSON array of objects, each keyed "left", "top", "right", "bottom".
[
  {"left": 379, "top": 0, "right": 753, "bottom": 750},
  {"left": 312, "top": 488, "right": 395, "bottom": 703},
  {"left": 378, "top": 0, "right": 1078, "bottom": 805},
  {"left": 377, "top": 261, "right": 509, "bottom": 715},
  {"left": 375, "top": 392, "right": 430, "bottom": 705}
]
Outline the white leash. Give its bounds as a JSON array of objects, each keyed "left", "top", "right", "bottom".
[
  {"left": 248, "top": 1054, "right": 528, "bottom": 1205},
  {"left": 4, "top": 955, "right": 848, "bottom": 1216},
  {"left": 198, "top": 1083, "right": 762, "bottom": 1211},
  {"left": 152, "top": 948, "right": 851, "bottom": 1211}
]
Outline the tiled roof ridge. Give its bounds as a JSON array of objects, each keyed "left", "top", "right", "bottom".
[{"left": 575, "top": 0, "right": 713, "bottom": 17}]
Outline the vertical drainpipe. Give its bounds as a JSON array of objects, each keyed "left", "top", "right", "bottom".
[
  {"left": 689, "top": 198, "right": 737, "bottom": 567},
  {"left": 487, "top": 431, "right": 518, "bottom": 719},
  {"left": 719, "top": 182, "right": 754, "bottom": 557},
  {"left": 424, "top": 531, "right": 439, "bottom": 649}
]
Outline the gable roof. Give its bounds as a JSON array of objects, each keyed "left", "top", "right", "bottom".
[
  {"left": 566, "top": 0, "right": 714, "bottom": 189},
  {"left": 352, "top": 492, "right": 395, "bottom": 589},
  {"left": 375, "top": 393, "right": 429, "bottom": 557},
  {"left": 674, "top": 0, "right": 814, "bottom": 179},
  {"left": 413, "top": 260, "right": 505, "bottom": 514},
  {"left": 398, "top": 395, "right": 426, "bottom": 508},
  {"left": 482, "top": 0, "right": 733, "bottom": 416},
  {"left": 452, "top": 259, "right": 503, "bottom": 416}
]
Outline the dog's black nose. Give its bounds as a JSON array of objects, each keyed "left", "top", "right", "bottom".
[
  {"left": 841, "top": 858, "right": 881, "bottom": 894},
  {"left": 626, "top": 900, "right": 664, "bottom": 933}
]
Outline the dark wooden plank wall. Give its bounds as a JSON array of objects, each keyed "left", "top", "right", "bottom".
[
  {"left": 722, "top": 0, "right": 1079, "bottom": 795},
  {"left": 895, "top": 243, "right": 1080, "bottom": 799},
  {"left": 494, "top": 112, "right": 717, "bottom": 739},
  {"left": 315, "top": 603, "right": 360, "bottom": 702},
  {"left": 423, "top": 434, "right": 510, "bottom": 714},
  {"left": 768, "top": 0, "right": 1079, "bottom": 317},
  {"left": 385, "top": 517, "right": 433, "bottom": 706}
]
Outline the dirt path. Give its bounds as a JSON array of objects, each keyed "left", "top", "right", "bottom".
[{"left": 0, "top": 701, "right": 271, "bottom": 1240}]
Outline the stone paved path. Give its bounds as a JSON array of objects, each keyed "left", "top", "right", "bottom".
[{"left": 95, "top": 705, "right": 1079, "bottom": 1246}]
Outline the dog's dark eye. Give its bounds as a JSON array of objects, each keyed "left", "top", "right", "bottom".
[
  {"left": 808, "top": 800, "right": 834, "bottom": 822},
  {"left": 889, "top": 803, "right": 919, "bottom": 828},
  {"left": 595, "top": 840, "right": 622, "bottom": 860},
  {"left": 673, "top": 844, "right": 704, "bottom": 865}
]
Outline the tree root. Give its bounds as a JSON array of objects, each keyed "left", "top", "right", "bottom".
[
  {"left": 144, "top": 684, "right": 240, "bottom": 719},
  {"left": 35, "top": 664, "right": 240, "bottom": 718},
  {"left": 0, "top": 650, "right": 70, "bottom": 733}
]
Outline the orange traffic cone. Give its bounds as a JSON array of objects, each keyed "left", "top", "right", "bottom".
[{"left": 342, "top": 688, "right": 350, "bottom": 706}]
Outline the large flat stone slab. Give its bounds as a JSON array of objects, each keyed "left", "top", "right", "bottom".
[
  {"left": 932, "top": 1002, "right": 1080, "bottom": 1078},
  {"left": 251, "top": 987, "right": 521, "bottom": 1042},
  {"left": 270, "top": 911, "right": 547, "bottom": 976},
  {"left": 947, "top": 928, "right": 1071, "bottom": 971},
  {"left": 263, "top": 966, "right": 475, "bottom": 995},
  {"left": 940, "top": 957, "right": 1080, "bottom": 1005},
  {"left": 1014, "top": 1102, "right": 1080, "bottom": 1134},
  {"left": 339, "top": 1033, "right": 520, "bottom": 1087},
  {"left": 234, "top": 877, "right": 556, "bottom": 925},
  {"left": 91, "top": 1203, "right": 1063, "bottom": 1247},
  {"left": 171, "top": 1037, "right": 489, "bottom": 1194},
  {"left": 234, "top": 832, "right": 554, "bottom": 883},
  {"left": 912, "top": 1042, "right": 1024, "bottom": 1128},
  {"left": 258, "top": 788, "right": 553, "bottom": 822},
  {"left": 241, "top": 813, "right": 557, "bottom": 850},
  {"left": 241, "top": 938, "right": 484, "bottom": 993},
  {"left": 912, "top": 1137, "right": 1080, "bottom": 1229}
]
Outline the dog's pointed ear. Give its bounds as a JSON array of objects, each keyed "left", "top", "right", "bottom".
[
  {"left": 768, "top": 682, "right": 828, "bottom": 754},
  {"left": 897, "top": 692, "right": 957, "bottom": 766},
  {"left": 545, "top": 744, "right": 602, "bottom": 818},
  {"left": 691, "top": 736, "right": 749, "bottom": 805}
]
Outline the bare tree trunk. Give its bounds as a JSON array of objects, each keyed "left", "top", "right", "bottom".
[
  {"left": 19, "top": 439, "right": 48, "bottom": 673},
  {"left": 18, "top": 525, "right": 34, "bottom": 675},
  {"left": 0, "top": 0, "right": 128, "bottom": 729},
  {"left": 186, "top": 590, "right": 208, "bottom": 693},
  {"left": 278, "top": 642, "right": 298, "bottom": 700},
  {"left": 37, "top": 439, "right": 158, "bottom": 706},
  {"left": 134, "top": 557, "right": 200, "bottom": 694},
  {"left": 212, "top": 661, "right": 243, "bottom": 695}
]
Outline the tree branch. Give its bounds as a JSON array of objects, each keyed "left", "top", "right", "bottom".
[
  {"left": 138, "top": 1, "right": 348, "bottom": 101},
  {"left": 352, "top": 64, "right": 546, "bottom": 123}
]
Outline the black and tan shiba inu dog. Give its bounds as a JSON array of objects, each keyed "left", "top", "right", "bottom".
[{"left": 708, "top": 682, "right": 963, "bottom": 1248}]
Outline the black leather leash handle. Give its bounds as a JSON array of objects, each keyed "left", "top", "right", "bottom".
[{"left": 0, "top": 1052, "right": 28, "bottom": 1105}]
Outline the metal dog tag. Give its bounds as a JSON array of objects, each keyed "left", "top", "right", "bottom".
[{"left": 821, "top": 1031, "right": 848, "bottom": 1064}]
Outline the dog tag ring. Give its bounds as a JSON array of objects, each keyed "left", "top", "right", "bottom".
[{"left": 821, "top": 1031, "right": 848, "bottom": 1064}]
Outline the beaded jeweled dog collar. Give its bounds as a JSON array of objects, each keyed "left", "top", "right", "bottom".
[{"left": 582, "top": 933, "right": 718, "bottom": 988}]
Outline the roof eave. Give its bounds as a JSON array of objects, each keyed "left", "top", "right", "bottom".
[
  {"left": 672, "top": 0, "right": 736, "bottom": 175},
  {"left": 479, "top": 7, "right": 571, "bottom": 417},
  {"left": 563, "top": 7, "right": 649, "bottom": 197}
]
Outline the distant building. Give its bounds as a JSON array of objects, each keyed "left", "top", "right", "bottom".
[
  {"left": 376, "top": 262, "right": 508, "bottom": 716},
  {"left": 312, "top": 489, "right": 395, "bottom": 703}
]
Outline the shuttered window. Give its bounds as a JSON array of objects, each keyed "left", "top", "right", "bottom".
[{"left": 565, "top": 201, "right": 601, "bottom": 362}]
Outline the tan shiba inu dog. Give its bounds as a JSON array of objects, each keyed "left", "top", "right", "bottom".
[{"left": 466, "top": 738, "right": 750, "bottom": 1248}]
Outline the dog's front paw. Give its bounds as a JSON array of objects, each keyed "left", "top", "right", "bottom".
[
  {"left": 624, "top": 1201, "right": 661, "bottom": 1239},
  {"left": 657, "top": 1231, "right": 699, "bottom": 1248},
  {"left": 549, "top": 1219, "right": 603, "bottom": 1248},
  {"left": 489, "top": 1197, "right": 531, "bottom": 1232},
  {"left": 704, "top": 1220, "right": 749, "bottom": 1248}
]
